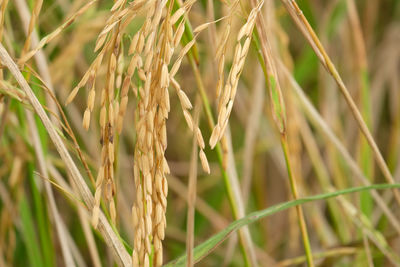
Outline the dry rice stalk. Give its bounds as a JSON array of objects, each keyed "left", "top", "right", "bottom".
[
  {"left": 280, "top": 0, "right": 400, "bottom": 206},
  {"left": 0, "top": 0, "right": 9, "bottom": 44},
  {"left": 0, "top": 43, "right": 132, "bottom": 267},
  {"left": 20, "top": 0, "right": 43, "bottom": 59},
  {"left": 186, "top": 98, "right": 201, "bottom": 267}
]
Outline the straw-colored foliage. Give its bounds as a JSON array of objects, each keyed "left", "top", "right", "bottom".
[{"left": 0, "top": 0, "right": 399, "bottom": 266}]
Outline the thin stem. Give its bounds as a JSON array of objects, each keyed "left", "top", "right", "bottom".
[
  {"left": 188, "top": 55, "right": 258, "bottom": 267},
  {"left": 186, "top": 98, "right": 200, "bottom": 267},
  {"left": 280, "top": 0, "right": 400, "bottom": 206},
  {"left": 278, "top": 60, "right": 400, "bottom": 236},
  {"left": 280, "top": 135, "right": 314, "bottom": 267},
  {"left": 248, "top": 1, "right": 314, "bottom": 263},
  {"left": 0, "top": 43, "right": 131, "bottom": 267},
  {"left": 279, "top": 247, "right": 358, "bottom": 266}
]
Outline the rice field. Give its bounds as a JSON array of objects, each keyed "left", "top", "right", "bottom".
[{"left": 0, "top": 0, "right": 399, "bottom": 266}]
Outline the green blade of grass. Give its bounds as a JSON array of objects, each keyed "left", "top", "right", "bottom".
[
  {"left": 164, "top": 183, "right": 400, "bottom": 267},
  {"left": 19, "top": 194, "right": 45, "bottom": 267},
  {"left": 28, "top": 164, "right": 55, "bottom": 267}
]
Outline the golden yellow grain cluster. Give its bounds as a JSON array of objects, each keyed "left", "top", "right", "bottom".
[
  {"left": 129, "top": 1, "right": 211, "bottom": 265},
  {"left": 68, "top": 0, "right": 208, "bottom": 265},
  {"left": 210, "top": 1, "right": 262, "bottom": 149}
]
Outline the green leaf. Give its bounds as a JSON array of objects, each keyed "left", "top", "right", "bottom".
[
  {"left": 19, "top": 194, "right": 45, "bottom": 267},
  {"left": 29, "top": 167, "right": 55, "bottom": 267},
  {"left": 164, "top": 183, "right": 400, "bottom": 266}
]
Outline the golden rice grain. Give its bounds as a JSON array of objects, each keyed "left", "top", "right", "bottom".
[
  {"left": 173, "top": 21, "right": 185, "bottom": 47},
  {"left": 199, "top": 149, "right": 210, "bottom": 174},
  {"left": 82, "top": 108, "right": 90, "bottom": 130},
  {"left": 171, "top": 7, "right": 185, "bottom": 24},
  {"left": 178, "top": 90, "right": 193, "bottom": 110},
  {"left": 183, "top": 110, "right": 194, "bottom": 131}
]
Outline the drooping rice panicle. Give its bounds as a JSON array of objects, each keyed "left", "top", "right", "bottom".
[{"left": 210, "top": 1, "right": 263, "bottom": 149}]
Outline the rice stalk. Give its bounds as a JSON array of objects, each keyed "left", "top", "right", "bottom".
[
  {"left": 188, "top": 52, "right": 260, "bottom": 267},
  {"left": 0, "top": 43, "right": 132, "bottom": 267},
  {"left": 249, "top": 0, "right": 314, "bottom": 265},
  {"left": 279, "top": 61, "right": 400, "bottom": 236},
  {"left": 279, "top": 0, "right": 400, "bottom": 206},
  {"left": 25, "top": 111, "right": 75, "bottom": 267},
  {"left": 2, "top": 1, "right": 399, "bottom": 266},
  {"left": 186, "top": 97, "right": 201, "bottom": 267},
  {"left": 20, "top": 0, "right": 43, "bottom": 59}
]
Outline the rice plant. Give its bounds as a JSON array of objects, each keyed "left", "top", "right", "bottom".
[{"left": 0, "top": 0, "right": 399, "bottom": 266}]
